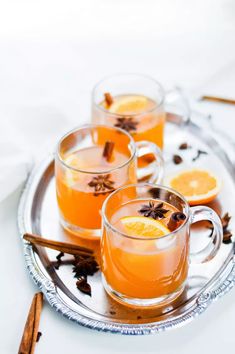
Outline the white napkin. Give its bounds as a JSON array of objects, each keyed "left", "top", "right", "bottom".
[
  {"left": 189, "top": 60, "right": 235, "bottom": 123},
  {"left": 0, "top": 104, "right": 73, "bottom": 203}
]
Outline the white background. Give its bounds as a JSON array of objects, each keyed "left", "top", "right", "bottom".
[{"left": 1, "top": 0, "right": 235, "bottom": 353}]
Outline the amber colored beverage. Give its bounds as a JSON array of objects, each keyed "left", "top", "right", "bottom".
[
  {"left": 92, "top": 74, "right": 166, "bottom": 149},
  {"left": 100, "top": 95, "right": 165, "bottom": 149},
  {"left": 55, "top": 125, "right": 163, "bottom": 239},
  {"left": 101, "top": 184, "right": 223, "bottom": 307},
  {"left": 102, "top": 198, "right": 188, "bottom": 300},
  {"left": 56, "top": 146, "right": 135, "bottom": 230}
]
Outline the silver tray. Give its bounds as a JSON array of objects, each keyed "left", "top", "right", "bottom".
[{"left": 18, "top": 114, "right": 235, "bottom": 335}]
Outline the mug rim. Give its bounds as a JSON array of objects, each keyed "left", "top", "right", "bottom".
[
  {"left": 56, "top": 124, "right": 137, "bottom": 175},
  {"left": 102, "top": 183, "right": 190, "bottom": 241},
  {"left": 92, "top": 73, "right": 165, "bottom": 117}
]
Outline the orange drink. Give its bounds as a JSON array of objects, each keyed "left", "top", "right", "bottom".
[
  {"left": 55, "top": 126, "right": 164, "bottom": 239},
  {"left": 92, "top": 74, "right": 166, "bottom": 149},
  {"left": 101, "top": 184, "right": 223, "bottom": 307},
  {"left": 103, "top": 199, "right": 188, "bottom": 300},
  {"left": 56, "top": 146, "right": 134, "bottom": 230}
]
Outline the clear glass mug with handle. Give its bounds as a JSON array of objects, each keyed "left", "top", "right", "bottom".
[
  {"left": 101, "top": 183, "right": 223, "bottom": 307},
  {"left": 55, "top": 125, "right": 164, "bottom": 239},
  {"left": 92, "top": 73, "right": 190, "bottom": 150}
]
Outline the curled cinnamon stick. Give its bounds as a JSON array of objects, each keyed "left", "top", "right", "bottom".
[
  {"left": 102, "top": 141, "right": 115, "bottom": 162},
  {"left": 167, "top": 212, "right": 186, "bottom": 231},
  {"left": 104, "top": 92, "right": 113, "bottom": 106},
  {"left": 18, "top": 292, "right": 43, "bottom": 354},
  {"left": 23, "top": 233, "right": 93, "bottom": 256}
]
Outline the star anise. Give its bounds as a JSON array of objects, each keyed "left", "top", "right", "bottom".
[
  {"left": 208, "top": 212, "right": 233, "bottom": 244},
  {"left": 54, "top": 251, "right": 65, "bottom": 269},
  {"left": 138, "top": 202, "right": 169, "bottom": 220},
  {"left": 221, "top": 212, "right": 231, "bottom": 230},
  {"left": 223, "top": 230, "right": 233, "bottom": 244},
  {"left": 76, "top": 277, "right": 91, "bottom": 296},
  {"left": 114, "top": 117, "right": 138, "bottom": 132},
  {"left": 72, "top": 257, "right": 99, "bottom": 277},
  {"left": 54, "top": 251, "right": 99, "bottom": 297},
  {"left": 88, "top": 174, "right": 114, "bottom": 196}
]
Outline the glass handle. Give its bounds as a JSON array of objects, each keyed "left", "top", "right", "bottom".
[
  {"left": 165, "top": 87, "right": 190, "bottom": 123},
  {"left": 136, "top": 141, "right": 164, "bottom": 184},
  {"left": 190, "top": 206, "right": 223, "bottom": 264}
]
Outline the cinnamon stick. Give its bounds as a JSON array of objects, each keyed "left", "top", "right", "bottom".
[
  {"left": 104, "top": 92, "right": 113, "bottom": 106},
  {"left": 18, "top": 292, "right": 43, "bottom": 354},
  {"left": 201, "top": 95, "right": 235, "bottom": 105},
  {"left": 23, "top": 233, "right": 93, "bottom": 256},
  {"left": 167, "top": 212, "right": 186, "bottom": 231},
  {"left": 102, "top": 141, "right": 115, "bottom": 162}
]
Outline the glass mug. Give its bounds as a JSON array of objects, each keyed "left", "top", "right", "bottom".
[
  {"left": 92, "top": 73, "right": 166, "bottom": 149},
  {"left": 55, "top": 125, "right": 164, "bottom": 239},
  {"left": 101, "top": 183, "right": 223, "bottom": 307}
]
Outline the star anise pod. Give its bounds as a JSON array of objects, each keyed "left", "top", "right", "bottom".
[
  {"left": 114, "top": 117, "right": 138, "bottom": 132},
  {"left": 72, "top": 257, "right": 99, "bottom": 277},
  {"left": 138, "top": 202, "right": 169, "bottom": 220},
  {"left": 54, "top": 251, "right": 99, "bottom": 297},
  {"left": 88, "top": 174, "right": 114, "bottom": 196},
  {"left": 54, "top": 251, "right": 65, "bottom": 269},
  {"left": 223, "top": 230, "right": 233, "bottom": 244},
  {"left": 208, "top": 212, "right": 233, "bottom": 244},
  {"left": 76, "top": 277, "right": 91, "bottom": 296},
  {"left": 221, "top": 212, "right": 231, "bottom": 230}
]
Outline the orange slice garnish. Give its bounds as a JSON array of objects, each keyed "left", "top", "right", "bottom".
[
  {"left": 166, "top": 169, "right": 221, "bottom": 205},
  {"left": 109, "top": 95, "right": 148, "bottom": 114},
  {"left": 63, "top": 154, "right": 82, "bottom": 186},
  {"left": 121, "top": 216, "right": 170, "bottom": 238}
]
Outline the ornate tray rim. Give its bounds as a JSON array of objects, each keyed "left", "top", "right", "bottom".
[{"left": 18, "top": 117, "right": 235, "bottom": 335}]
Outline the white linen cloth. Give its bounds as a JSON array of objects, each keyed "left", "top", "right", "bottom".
[{"left": 0, "top": 104, "right": 73, "bottom": 203}]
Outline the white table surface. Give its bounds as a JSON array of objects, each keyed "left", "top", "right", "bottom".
[{"left": 1, "top": 1, "right": 235, "bottom": 353}]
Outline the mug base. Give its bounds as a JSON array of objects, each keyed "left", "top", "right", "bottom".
[
  {"left": 102, "top": 274, "right": 185, "bottom": 308},
  {"left": 60, "top": 217, "right": 101, "bottom": 240}
]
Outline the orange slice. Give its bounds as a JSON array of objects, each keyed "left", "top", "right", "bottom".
[
  {"left": 109, "top": 95, "right": 148, "bottom": 114},
  {"left": 167, "top": 169, "right": 221, "bottom": 205},
  {"left": 121, "top": 216, "right": 170, "bottom": 238},
  {"left": 63, "top": 154, "right": 82, "bottom": 186},
  {"left": 64, "top": 154, "right": 80, "bottom": 168}
]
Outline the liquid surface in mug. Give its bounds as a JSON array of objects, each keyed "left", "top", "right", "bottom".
[
  {"left": 98, "top": 94, "right": 165, "bottom": 149},
  {"left": 56, "top": 146, "right": 136, "bottom": 230},
  {"left": 102, "top": 198, "right": 189, "bottom": 299}
]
